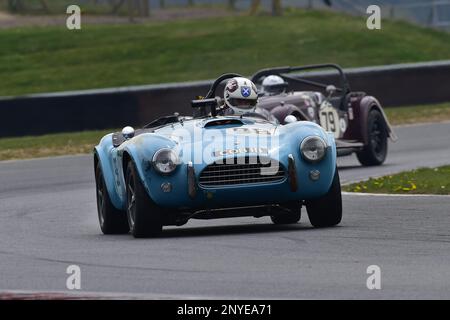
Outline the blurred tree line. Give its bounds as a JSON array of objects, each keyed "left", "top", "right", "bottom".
[
  {"left": 3, "top": 0, "right": 333, "bottom": 17},
  {"left": 6, "top": 0, "right": 50, "bottom": 12}
]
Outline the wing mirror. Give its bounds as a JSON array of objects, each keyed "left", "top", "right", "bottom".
[
  {"left": 284, "top": 115, "right": 298, "bottom": 124},
  {"left": 122, "top": 126, "right": 135, "bottom": 140}
]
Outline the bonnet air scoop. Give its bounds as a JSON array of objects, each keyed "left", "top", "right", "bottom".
[{"left": 203, "top": 118, "right": 245, "bottom": 128}]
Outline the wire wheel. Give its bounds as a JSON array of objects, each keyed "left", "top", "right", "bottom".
[
  {"left": 357, "top": 109, "right": 388, "bottom": 166},
  {"left": 125, "top": 161, "right": 163, "bottom": 238},
  {"left": 126, "top": 173, "right": 137, "bottom": 230},
  {"left": 95, "top": 161, "right": 128, "bottom": 234}
]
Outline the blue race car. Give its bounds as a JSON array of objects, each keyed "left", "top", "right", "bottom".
[{"left": 94, "top": 74, "right": 342, "bottom": 238}]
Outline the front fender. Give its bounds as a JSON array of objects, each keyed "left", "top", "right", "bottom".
[
  {"left": 280, "top": 121, "right": 337, "bottom": 193},
  {"left": 94, "top": 133, "right": 124, "bottom": 210},
  {"left": 360, "top": 96, "right": 398, "bottom": 143},
  {"left": 119, "top": 133, "right": 177, "bottom": 205}
]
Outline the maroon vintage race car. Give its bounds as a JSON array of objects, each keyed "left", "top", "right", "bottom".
[{"left": 251, "top": 64, "right": 397, "bottom": 166}]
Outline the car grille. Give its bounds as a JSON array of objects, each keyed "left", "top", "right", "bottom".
[{"left": 199, "top": 157, "right": 286, "bottom": 187}]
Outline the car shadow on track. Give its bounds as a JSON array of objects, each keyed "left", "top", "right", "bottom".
[
  {"left": 91, "top": 222, "right": 344, "bottom": 240},
  {"left": 158, "top": 222, "right": 330, "bottom": 238}
]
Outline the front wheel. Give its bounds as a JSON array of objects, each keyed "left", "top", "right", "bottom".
[
  {"left": 126, "top": 161, "right": 163, "bottom": 238},
  {"left": 306, "top": 169, "right": 342, "bottom": 228},
  {"left": 357, "top": 109, "right": 388, "bottom": 166}
]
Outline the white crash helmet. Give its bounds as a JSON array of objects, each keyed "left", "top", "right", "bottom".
[
  {"left": 224, "top": 77, "right": 258, "bottom": 115},
  {"left": 262, "top": 75, "right": 288, "bottom": 95}
]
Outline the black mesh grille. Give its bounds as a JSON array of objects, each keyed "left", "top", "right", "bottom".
[{"left": 199, "top": 157, "right": 285, "bottom": 187}]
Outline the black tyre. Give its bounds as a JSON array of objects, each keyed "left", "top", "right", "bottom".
[
  {"left": 357, "top": 109, "right": 388, "bottom": 166},
  {"left": 270, "top": 202, "right": 301, "bottom": 225},
  {"left": 306, "top": 169, "right": 342, "bottom": 228},
  {"left": 95, "top": 162, "right": 129, "bottom": 234},
  {"left": 126, "top": 161, "right": 163, "bottom": 238}
]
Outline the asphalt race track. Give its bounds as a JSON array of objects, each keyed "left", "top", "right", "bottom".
[{"left": 0, "top": 122, "right": 449, "bottom": 299}]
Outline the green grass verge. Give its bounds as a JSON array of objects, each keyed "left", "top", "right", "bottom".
[
  {"left": 0, "top": 129, "right": 112, "bottom": 161},
  {"left": 2, "top": 9, "right": 450, "bottom": 96},
  {"left": 1, "top": 102, "right": 449, "bottom": 161},
  {"left": 343, "top": 166, "right": 450, "bottom": 195},
  {"left": 384, "top": 102, "right": 450, "bottom": 125}
]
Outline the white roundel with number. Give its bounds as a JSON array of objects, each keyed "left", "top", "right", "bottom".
[{"left": 319, "top": 101, "right": 341, "bottom": 138}]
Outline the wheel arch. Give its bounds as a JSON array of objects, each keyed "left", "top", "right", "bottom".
[
  {"left": 119, "top": 134, "right": 179, "bottom": 206},
  {"left": 122, "top": 150, "right": 132, "bottom": 178},
  {"left": 120, "top": 146, "right": 154, "bottom": 203},
  {"left": 94, "top": 145, "right": 124, "bottom": 210},
  {"left": 359, "top": 96, "right": 397, "bottom": 145}
]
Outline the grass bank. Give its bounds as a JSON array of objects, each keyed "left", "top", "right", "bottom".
[
  {"left": 2, "top": 9, "right": 450, "bottom": 96},
  {"left": 343, "top": 166, "right": 450, "bottom": 195}
]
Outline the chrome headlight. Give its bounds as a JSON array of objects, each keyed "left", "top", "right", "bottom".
[
  {"left": 300, "top": 136, "right": 327, "bottom": 163},
  {"left": 152, "top": 148, "right": 179, "bottom": 175}
]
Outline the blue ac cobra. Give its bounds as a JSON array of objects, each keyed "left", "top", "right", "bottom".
[{"left": 94, "top": 74, "right": 342, "bottom": 238}]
